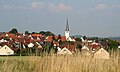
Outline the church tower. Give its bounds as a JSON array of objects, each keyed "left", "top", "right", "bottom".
[{"left": 65, "top": 19, "right": 70, "bottom": 40}]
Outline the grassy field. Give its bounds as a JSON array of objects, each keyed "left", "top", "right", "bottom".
[{"left": 0, "top": 51, "right": 120, "bottom": 72}]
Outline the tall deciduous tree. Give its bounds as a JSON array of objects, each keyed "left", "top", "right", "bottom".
[
  {"left": 57, "top": 34, "right": 61, "bottom": 41},
  {"left": 25, "top": 31, "right": 30, "bottom": 35},
  {"left": 39, "top": 31, "right": 55, "bottom": 36},
  {"left": 83, "top": 35, "right": 87, "bottom": 40},
  {"left": 9, "top": 28, "right": 18, "bottom": 34},
  {"left": 75, "top": 38, "right": 82, "bottom": 42},
  {"left": 52, "top": 35, "right": 56, "bottom": 41},
  {"left": 39, "top": 31, "right": 46, "bottom": 35}
]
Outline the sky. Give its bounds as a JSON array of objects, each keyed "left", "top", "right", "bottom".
[{"left": 0, "top": 0, "right": 120, "bottom": 37}]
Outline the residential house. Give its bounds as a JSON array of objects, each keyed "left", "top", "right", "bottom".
[
  {"left": 0, "top": 45, "right": 14, "bottom": 55},
  {"left": 45, "top": 36, "right": 66, "bottom": 42},
  {"left": 89, "top": 41, "right": 101, "bottom": 53},
  {"left": 28, "top": 43, "right": 34, "bottom": 48},
  {"left": 81, "top": 45, "right": 91, "bottom": 56},
  {"left": 94, "top": 48, "right": 109, "bottom": 59},
  {"left": 57, "top": 42, "right": 76, "bottom": 54},
  {"left": 31, "top": 34, "right": 42, "bottom": 42},
  {"left": 57, "top": 47, "right": 72, "bottom": 55}
]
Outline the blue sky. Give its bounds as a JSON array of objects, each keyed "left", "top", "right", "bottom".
[{"left": 0, "top": 0, "right": 120, "bottom": 37}]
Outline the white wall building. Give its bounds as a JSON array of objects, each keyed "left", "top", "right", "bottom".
[
  {"left": 65, "top": 19, "right": 70, "bottom": 40},
  {"left": 0, "top": 45, "right": 14, "bottom": 55}
]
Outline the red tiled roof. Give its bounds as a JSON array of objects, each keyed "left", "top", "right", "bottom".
[
  {"left": 61, "top": 36, "right": 66, "bottom": 41},
  {"left": 1, "top": 42, "right": 8, "bottom": 46},
  {"left": 90, "top": 45, "right": 100, "bottom": 48},
  {"left": 90, "top": 42, "right": 101, "bottom": 48},
  {"left": 31, "top": 34, "right": 42, "bottom": 37},
  {"left": 59, "top": 42, "right": 76, "bottom": 52},
  {"left": 46, "top": 36, "right": 66, "bottom": 42},
  {"left": 54, "top": 42, "right": 59, "bottom": 46},
  {"left": 25, "top": 38, "right": 32, "bottom": 44},
  {"left": 0, "top": 33, "right": 18, "bottom": 41}
]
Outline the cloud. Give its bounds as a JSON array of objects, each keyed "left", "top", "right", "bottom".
[
  {"left": 90, "top": 4, "right": 120, "bottom": 11},
  {"left": 48, "top": 3, "right": 72, "bottom": 12},
  {"left": 31, "top": 2, "right": 44, "bottom": 9},
  {"left": 3, "top": 5, "right": 15, "bottom": 10},
  {"left": 2, "top": 5, "right": 30, "bottom": 10},
  {"left": 90, "top": 3, "right": 108, "bottom": 11},
  {"left": 95, "top": 4, "right": 108, "bottom": 10},
  {"left": 2, "top": 2, "right": 73, "bottom": 13},
  {"left": 112, "top": 5, "right": 120, "bottom": 8},
  {"left": 2, "top": 2, "right": 44, "bottom": 10}
]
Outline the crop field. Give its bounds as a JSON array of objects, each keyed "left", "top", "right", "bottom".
[{"left": 0, "top": 51, "right": 120, "bottom": 72}]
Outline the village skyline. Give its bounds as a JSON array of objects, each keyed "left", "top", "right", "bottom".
[
  {"left": 0, "top": 22, "right": 119, "bottom": 57},
  {"left": 0, "top": 0, "right": 120, "bottom": 37}
]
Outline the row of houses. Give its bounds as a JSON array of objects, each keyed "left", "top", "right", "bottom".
[
  {"left": 0, "top": 36, "right": 109, "bottom": 59},
  {"left": 0, "top": 32, "right": 77, "bottom": 55},
  {"left": 0, "top": 19, "right": 110, "bottom": 59}
]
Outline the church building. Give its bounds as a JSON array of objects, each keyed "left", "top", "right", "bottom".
[
  {"left": 65, "top": 19, "right": 70, "bottom": 40},
  {"left": 65, "top": 19, "right": 75, "bottom": 42}
]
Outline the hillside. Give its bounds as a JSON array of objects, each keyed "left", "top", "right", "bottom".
[
  {"left": 73, "top": 35, "right": 83, "bottom": 38},
  {"left": 108, "top": 37, "right": 120, "bottom": 40}
]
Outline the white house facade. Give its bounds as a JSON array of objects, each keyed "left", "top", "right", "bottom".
[{"left": 0, "top": 45, "right": 14, "bottom": 55}]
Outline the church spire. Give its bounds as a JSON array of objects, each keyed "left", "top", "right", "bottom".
[
  {"left": 65, "top": 18, "right": 70, "bottom": 40},
  {"left": 65, "top": 18, "right": 69, "bottom": 31}
]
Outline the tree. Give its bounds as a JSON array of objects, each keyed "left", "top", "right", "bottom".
[
  {"left": 75, "top": 38, "right": 82, "bottom": 42},
  {"left": 57, "top": 34, "right": 61, "bottom": 41},
  {"left": 107, "top": 39, "right": 119, "bottom": 51},
  {"left": 46, "top": 31, "right": 55, "bottom": 36},
  {"left": 39, "top": 31, "right": 46, "bottom": 35},
  {"left": 25, "top": 31, "right": 30, "bottom": 35},
  {"left": 52, "top": 35, "right": 56, "bottom": 41},
  {"left": 58, "top": 39, "right": 62, "bottom": 45},
  {"left": 64, "top": 41, "right": 74, "bottom": 45},
  {"left": 9, "top": 28, "right": 18, "bottom": 34},
  {"left": 76, "top": 44, "right": 82, "bottom": 51},
  {"left": 43, "top": 43, "right": 51, "bottom": 53},
  {"left": 83, "top": 35, "right": 87, "bottom": 40},
  {"left": 32, "top": 32, "right": 35, "bottom": 34},
  {"left": 57, "top": 34, "right": 63, "bottom": 45},
  {"left": 92, "top": 37, "right": 99, "bottom": 42},
  {"left": 39, "top": 31, "right": 55, "bottom": 36}
]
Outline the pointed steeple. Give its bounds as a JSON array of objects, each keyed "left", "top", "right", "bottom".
[
  {"left": 65, "top": 18, "right": 70, "bottom": 40},
  {"left": 65, "top": 18, "right": 69, "bottom": 31}
]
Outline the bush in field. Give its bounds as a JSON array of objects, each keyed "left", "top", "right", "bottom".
[{"left": 107, "top": 39, "right": 119, "bottom": 51}]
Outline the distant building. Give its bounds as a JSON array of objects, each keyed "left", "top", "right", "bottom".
[
  {"left": 0, "top": 45, "right": 14, "bottom": 55},
  {"left": 94, "top": 48, "right": 109, "bottom": 59},
  {"left": 65, "top": 19, "right": 75, "bottom": 42},
  {"left": 65, "top": 19, "right": 70, "bottom": 40},
  {"left": 57, "top": 47, "right": 72, "bottom": 55}
]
